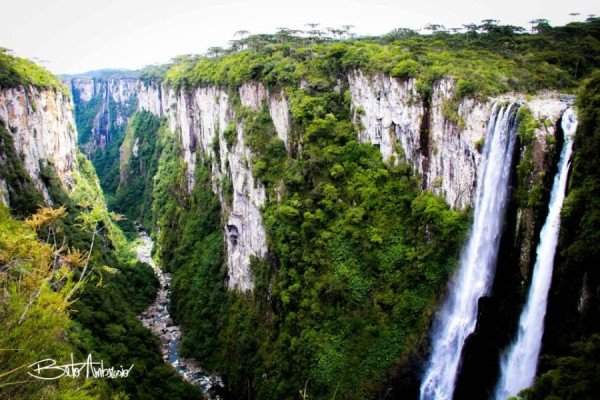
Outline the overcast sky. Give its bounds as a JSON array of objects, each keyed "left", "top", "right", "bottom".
[{"left": 1, "top": 0, "right": 598, "bottom": 74}]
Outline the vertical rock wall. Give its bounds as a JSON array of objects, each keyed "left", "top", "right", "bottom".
[{"left": 0, "top": 86, "right": 78, "bottom": 203}]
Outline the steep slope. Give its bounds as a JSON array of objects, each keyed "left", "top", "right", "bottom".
[{"left": 516, "top": 71, "right": 600, "bottom": 400}]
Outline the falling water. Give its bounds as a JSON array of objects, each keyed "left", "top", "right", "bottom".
[
  {"left": 420, "top": 103, "right": 519, "bottom": 400},
  {"left": 494, "top": 108, "right": 578, "bottom": 400}
]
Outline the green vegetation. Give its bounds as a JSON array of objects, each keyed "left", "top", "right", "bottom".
[
  {"left": 114, "top": 111, "right": 164, "bottom": 232},
  {"left": 514, "top": 106, "right": 545, "bottom": 209},
  {"left": 223, "top": 121, "right": 238, "bottom": 148},
  {"left": 0, "top": 48, "right": 65, "bottom": 92},
  {"left": 0, "top": 205, "right": 99, "bottom": 400},
  {"left": 106, "top": 19, "right": 600, "bottom": 400},
  {"left": 72, "top": 90, "right": 102, "bottom": 144},
  {"left": 162, "top": 19, "right": 599, "bottom": 100},
  {"left": 153, "top": 148, "right": 228, "bottom": 368},
  {"left": 145, "top": 48, "right": 468, "bottom": 398},
  {"left": 0, "top": 152, "right": 199, "bottom": 399},
  {"left": 517, "top": 335, "right": 600, "bottom": 400},
  {"left": 62, "top": 18, "right": 600, "bottom": 399},
  {"left": 88, "top": 94, "right": 138, "bottom": 197},
  {"left": 1, "top": 55, "right": 198, "bottom": 398},
  {"left": 42, "top": 153, "right": 200, "bottom": 399}
]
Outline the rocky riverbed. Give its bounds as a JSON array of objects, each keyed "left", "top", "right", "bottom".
[{"left": 136, "top": 230, "right": 224, "bottom": 398}]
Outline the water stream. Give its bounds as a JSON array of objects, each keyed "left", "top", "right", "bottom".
[{"left": 136, "top": 230, "right": 224, "bottom": 398}]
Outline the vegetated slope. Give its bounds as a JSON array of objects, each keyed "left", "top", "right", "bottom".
[{"left": 0, "top": 50, "right": 199, "bottom": 399}]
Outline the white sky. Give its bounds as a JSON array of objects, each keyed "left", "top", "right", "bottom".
[{"left": 1, "top": 0, "right": 598, "bottom": 74}]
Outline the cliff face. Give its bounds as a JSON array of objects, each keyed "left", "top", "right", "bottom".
[
  {"left": 69, "top": 77, "right": 138, "bottom": 150},
  {"left": 70, "top": 72, "right": 571, "bottom": 292},
  {"left": 135, "top": 81, "right": 291, "bottom": 291},
  {"left": 348, "top": 70, "right": 571, "bottom": 210},
  {"left": 68, "top": 76, "right": 290, "bottom": 290},
  {"left": 0, "top": 86, "right": 78, "bottom": 204}
]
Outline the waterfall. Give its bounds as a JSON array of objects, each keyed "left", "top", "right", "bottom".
[
  {"left": 494, "top": 108, "right": 578, "bottom": 400},
  {"left": 420, "top": 103, "right": 519, "bottom": 400}
]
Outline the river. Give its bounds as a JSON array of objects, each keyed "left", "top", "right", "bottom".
[{"left": 136, "top": 230, "right": 224, "bottom": 398}]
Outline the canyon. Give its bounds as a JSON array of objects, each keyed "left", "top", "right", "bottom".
[{"left": 2, "top": 21, "right": 598, "bottom": 399}]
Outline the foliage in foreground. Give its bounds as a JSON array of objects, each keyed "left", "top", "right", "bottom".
[{"left": 0, "top": 137, "right": 199, "bottom": 398}]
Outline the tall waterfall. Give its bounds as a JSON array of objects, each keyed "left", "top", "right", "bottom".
[
  {"left": 420, "top": 103, "right": 519, "bottom": 400},
  {"left": 494, "top": 108, "right": 578, "bottom": 400}
]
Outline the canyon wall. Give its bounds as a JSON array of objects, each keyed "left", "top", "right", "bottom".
[
  {"left": 143, "top": 81, "right": 292, "bottom": 291},
  {"left": 348, "top": 70, "right": 571, "bottom": 210},
  {"left": 0, "top": 86, "right": 78, "bottom": 204},
  {"left": 69, "top": 73, "right": 571, "bottom": 292}
]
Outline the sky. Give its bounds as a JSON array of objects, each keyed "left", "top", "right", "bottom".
[{"left": 1, "top": 0, "right": 598, "bottom": 74}]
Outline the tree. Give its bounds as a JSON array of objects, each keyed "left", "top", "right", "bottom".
[
  {"left": 342, "top": 24, "right": 355, "bottom": 38},
  {"left": 463, "top": 23, "right": 478, "bottom": 44},
  {"left": 530, "top": 18, "right": 551, "bottom": 33},
  {"left": 424, "top": 23, "right": 446, "bottom": 34},
  {"left": 479, "top": 19, "right": 500, "bottom": 32},
  {"left": 387, "top": 28, "right": 419, "bottom": 40},
  {"left": 206, "top": 46, "right": 225, "bottom": 58},
  {"left": 327, "top": 27, "right": 346, "bottom": 40}
]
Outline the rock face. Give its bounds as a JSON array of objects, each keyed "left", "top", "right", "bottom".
[
  {"left": 151, "top": 84, "right": 270, "bottom": 291},
  {"left": 68, "top": 77, "right": 139, "bottom": 150},
  {"left": 238, "top": 81, "right": 291, "bottom": 149},
  {"left": 135, "top": 81, "right": 296, "bottom": 291},
  {"left": 70, "top": 71, "right": 571, "bottom": 291},
  {"left": 348, "top": 70, "right": 572, "bottom": 210},
  {"left": 69, "top": 76, "right": 292, "bottom": 291},
  {"left": 0, "top": 86, "right": 78, "bottom": 204}
]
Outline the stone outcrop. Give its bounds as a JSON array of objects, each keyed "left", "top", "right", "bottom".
[{"left": 0, "top": 86, "right": 78, "bottom": 204}]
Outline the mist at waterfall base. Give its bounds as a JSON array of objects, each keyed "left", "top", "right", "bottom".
[
  {"left": 494, "top": 108, "right": 578, "bottom": 400},
  {"left": 420, "top": 103, "right": 519, "bottom": 400}
]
